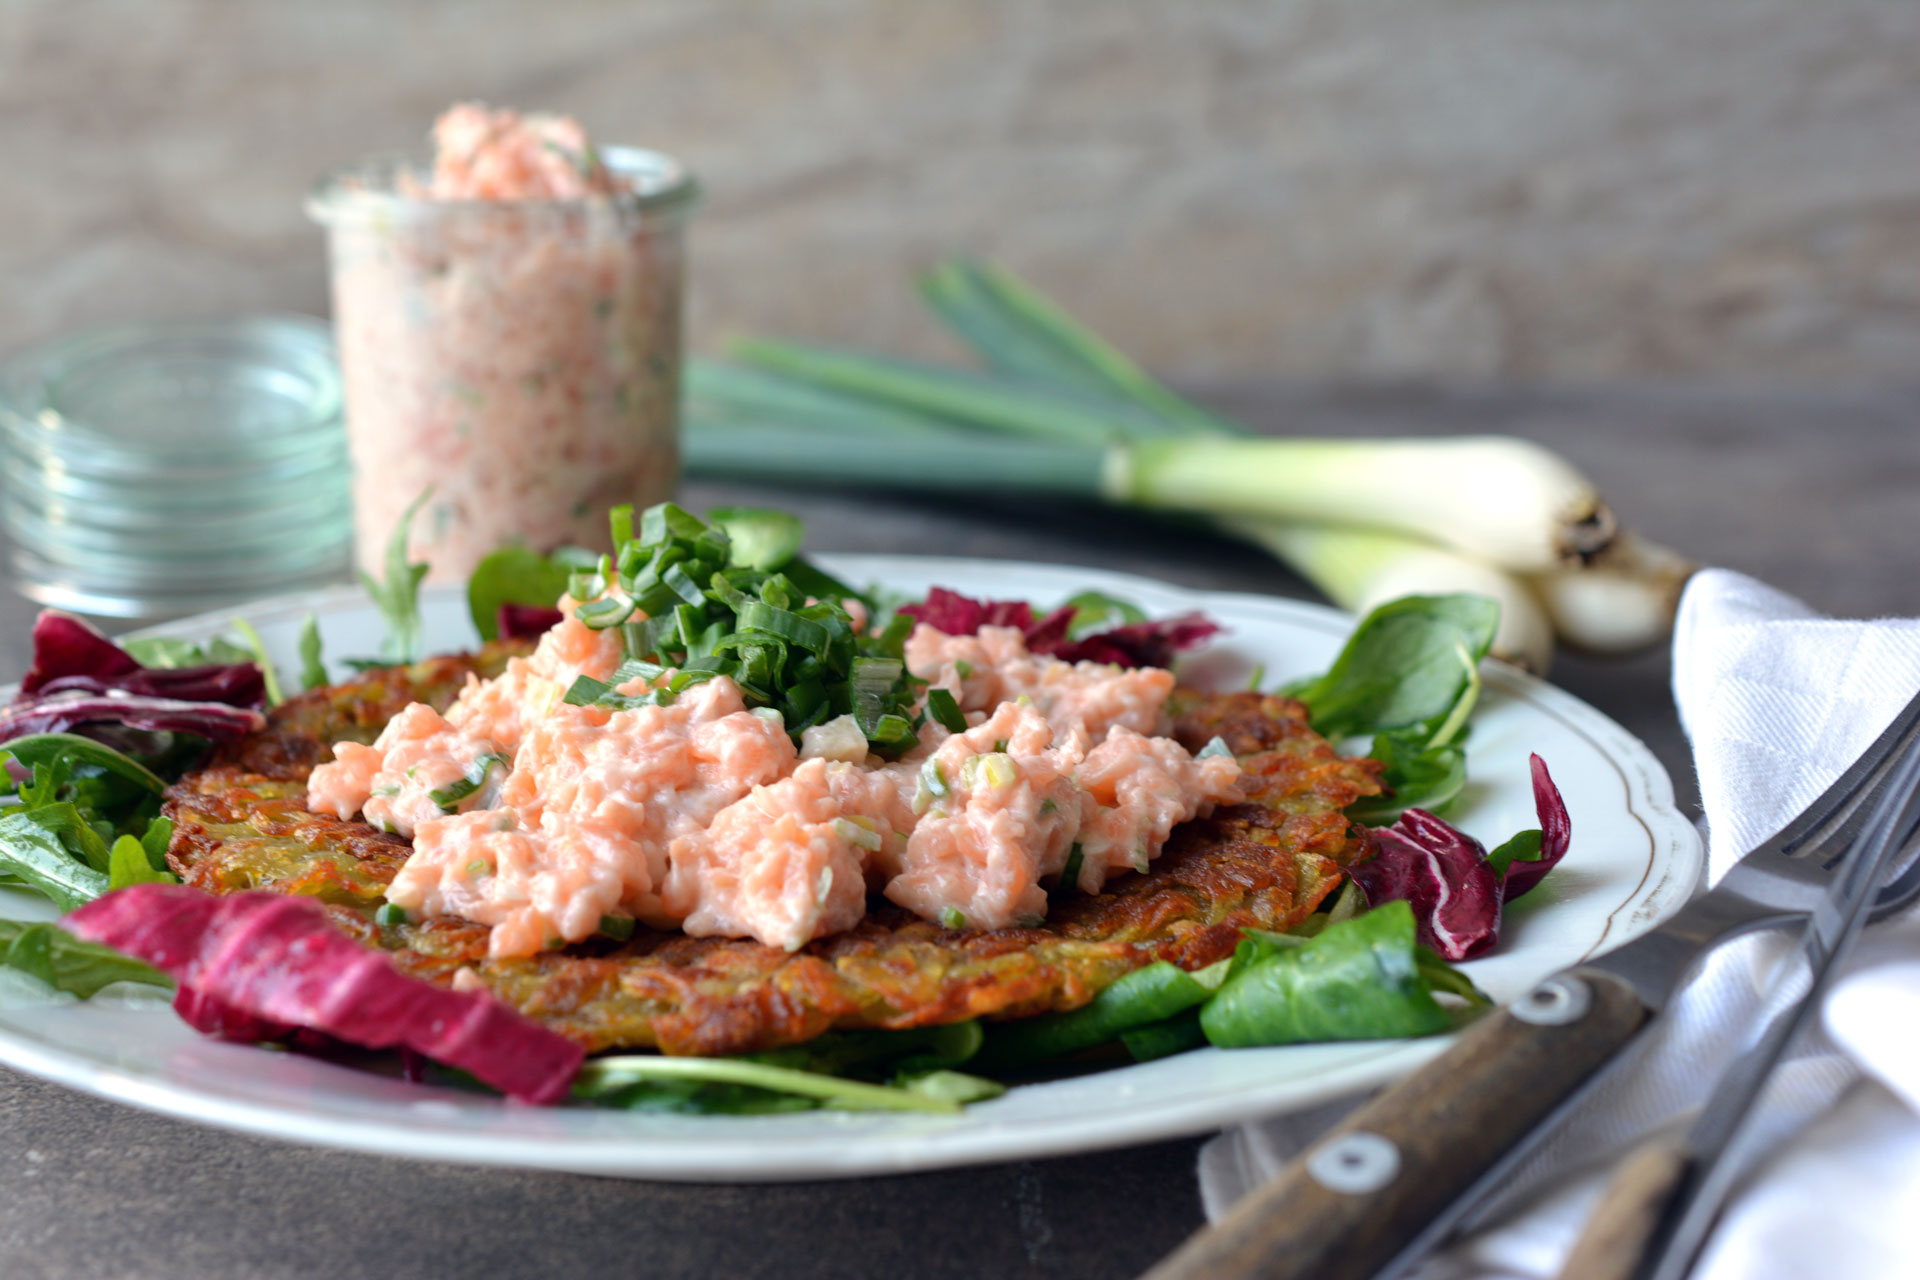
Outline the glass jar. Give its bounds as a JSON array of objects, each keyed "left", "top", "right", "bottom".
[
  {"left": 0, "top": 316, "right": 352, "bottom": 619},
  {"left": 306, "top": 147, "right": 697, "bottom": 582}
]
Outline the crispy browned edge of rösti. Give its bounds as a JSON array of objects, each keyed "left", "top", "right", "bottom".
[{"left": 162, "top": 645, "right": 1383, "bottom": 1056}]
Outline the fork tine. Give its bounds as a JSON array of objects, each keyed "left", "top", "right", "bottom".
[
  {"left": 1867, "top": 810, "right": 1920, "bottom": 923},
  {"left": 1772, "top": 686, "right": 1920, "bottom": 862}
]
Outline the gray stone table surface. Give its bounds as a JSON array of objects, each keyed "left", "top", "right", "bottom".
[{"left": 0, "top": 380, "right": 1915, "bottom": 1279}]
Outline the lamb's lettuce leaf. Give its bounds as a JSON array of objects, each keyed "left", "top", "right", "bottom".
[
  {"left": 1283, "top": 593, "right": 1498, "bottom": 824},
  {"left": 1199, "top": 901, "right": 1486, "bottom": 1048}
]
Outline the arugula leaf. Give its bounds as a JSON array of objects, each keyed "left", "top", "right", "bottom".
[
  {"left": 120, "top": 635, "right": 254, "bottom": 669},
  {"left": 139, "top": 816, "right": 174, "bottom": 867},
  {"left": 0, "top": 736, "right": 181, "bottom": 909},
  {"left": 227, "top": 617, "right": 282, "bottom": 706},
  {"left": 1199, "top": 901, "right": 1485, "bottom": 1048},
  {"left": 108, "top": 834, "right": 175, "bottom": 890},
  {"left": 0, "top": 733, "right": 166, "bottom": 798},
  {"left": 0, "top": 920, "right": 170, "bottom": 998},
  {"left": 358, "top": 488, "right": 433, "bottom": 662},
  {"left": 0, "top": 811, "right": 108, "bottom": 910},
  {"left": 466, "top": 544, "right": 597, "bottom": 642},
  {"left": 297, "top": 613, "right": 328, "bottom": 691}
]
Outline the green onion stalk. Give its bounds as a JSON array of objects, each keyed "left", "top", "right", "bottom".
[{"left": 684, "top": 259, "right": 1696, "bottom": 672}]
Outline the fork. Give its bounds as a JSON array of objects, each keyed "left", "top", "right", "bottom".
[
  {"left": 1142, "top": 686, "right": 1920, "bottom": 1280},
  {"left": 1555, "top": 717, "right": 1920, "bottom": 1280}
]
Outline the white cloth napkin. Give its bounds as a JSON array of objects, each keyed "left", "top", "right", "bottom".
[{"left": 1197, "top": 569, "right": 1920, "bottom": 1279}]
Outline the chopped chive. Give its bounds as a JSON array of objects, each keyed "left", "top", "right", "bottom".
[
  {"left": 374, "top": 902, "right": 407, "bottom": 928},
  {"left": 429, "top": 753, "right": 508, "bottom": 811},
  {"left": 925, "top": 688, "right": 968, "bottom": 734},
  {"left": 1059, "top": 843, "right": 1085, "bottom": 893}
]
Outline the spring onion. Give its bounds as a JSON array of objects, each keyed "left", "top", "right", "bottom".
[
  {"left": 428, "top": 753, "right": 507, "bottom": 811},
  {"left": 1527, "top": 531, "right": 1697, "bottom": 656},
  {"left": 686, "top": 257, "right": 1693, "bottom": 665}
]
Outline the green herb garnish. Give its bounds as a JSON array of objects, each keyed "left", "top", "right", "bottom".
[{"left": 359, "top": 487, "right": 433, "bottom": 663}]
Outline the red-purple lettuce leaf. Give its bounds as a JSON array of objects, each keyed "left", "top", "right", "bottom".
[
  {"left": 1348, "top": 754, "right": 1570, "bottom": 961},
  {"left": 1498, "top": 755, "right": 1571, "bottom": 901},
  {"left": 497, "top": 603, "right": 565, "bottom": 640},
  {"left": 22, "top": 611, "right": 265, "bottom": 706},
  {"left": 899, "top": 588, "right": 1217, "bottom": 671},
  {"left": 1050, "top": 612, "right": 1221, "bottom": 669},
  {"left": 64, "top": 886, "right": 585, "bottom": 1105},
  {"left": 0, "top": 692, "right": 265, "bottom": 745},
  {"left": 3, "top": 611, "right": 269, "bottom": 748}
]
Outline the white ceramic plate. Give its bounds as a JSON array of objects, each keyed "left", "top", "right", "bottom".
[{"left": 0, "top": 557, "right": 1701, "bottom": 1180}]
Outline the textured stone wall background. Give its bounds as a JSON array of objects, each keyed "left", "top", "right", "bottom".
[{"left": 1, "top": 0, "right": 1915, "bottom": 381}]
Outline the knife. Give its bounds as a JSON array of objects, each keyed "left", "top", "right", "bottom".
[{"left": 1140, "top": 687, "right": 1920, "bottom": 1280}]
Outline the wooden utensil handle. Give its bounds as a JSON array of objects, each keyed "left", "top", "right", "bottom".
[
  {"left": 1556, "top": 1136, "right": 1693, "bottom": 1280},
  {"left": 1141, "top": 968, "right": 1649, "bottom": 1280}
]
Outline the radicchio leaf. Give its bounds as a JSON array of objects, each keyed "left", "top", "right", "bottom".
[
  {"left": 1348, "top": 753, "right": 1571, "bottom": 961},
  {"left": 497, "top": 603, "right": 565, "bottom": 640},
  {"left": 21, "top": 611, "right": 265, "bottom": 706},
  {"left": 1350, "top": 811, "right": 1504, "bottom": 961},
  {"left": 899, "top": 588, "right": 1217, "bottom": 671},
  {"left": 64, "top": 886, "right": 585, "bottom": 1105},
  {"left": 1501, "top": 755, "right": 1571, "bottom": 901},
  {"left": 1050, "top": 613, "right": 1221, "bottom": 669},
  {"left": 2, "top": 611, "right": 269, "bottom": 748},
  {"left": 0, "top": 693, "right": 265, "bottom": 744}
]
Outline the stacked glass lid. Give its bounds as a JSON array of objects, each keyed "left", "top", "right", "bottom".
[{"left": 0, "top": 316, "right": 352, "bottom": 619}]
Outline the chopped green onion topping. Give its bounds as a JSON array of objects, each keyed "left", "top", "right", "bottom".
[
  {"left": 925, "top": 688, "right": 968, "bottom": 734},
  {"left": 1196, "top": 736, "right": 1233, "bottom": 760},
  {"left": 832, "top": 817, "right": 884, "bottom": 853},
  {"left": 374, "top": 902, "right": 407, "bottom": 928},
  {"left": 429, "top": 753, "right": 508, "bottom": 811},
  {"left": 598, "top": 914, "right": 636, "bottom": 942},
  {"left": 939, "top": 906, "right": 967, "bottom": 930},
  {"left": 1058, "top": 843, "right": 1085, "bottom": 893}
]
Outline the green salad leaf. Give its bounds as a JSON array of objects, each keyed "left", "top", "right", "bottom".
[
  {"left": 1060, "top": 590, "right": 1148, "bottom": 640},
  {"left": 108, "top": 833, "right": 175, "bottom": 890},
  {"left": 0, "top": 920, "right": 170, "bottom": 999},
  {"left": 976, "top": 959, "right": 1226, "bottom": 1070},
  {"left": 297, "top": 613, "right": 328, "bottom": 691},
  {"left": 1284, "top": 593, "right": 1499, "bottom": 823},
  {"left": 228, "top": 617, "right": 282, "bottom": 707},
  {"left": 466, "top": 544, "right": 600, "bottom": 642},
  {"left": 1199, "top": 901, "right": 1487, "bottom": 1048},
  {"left": 708, "top": 506, "right": 806, "bottom": 572},
  {"left": 573, "top": 1054, "right": 1002, "bottom": 1115},
  {"left": 121, "top": 635, "right": 255, "bottom": 668},
  {"left": 359, "top": 488, "right": 433, "bottom": 662},
  {"left": 0, "top": 812, "right": 107, "bottom": 911},
  {"left": 0, "top": 735, "right": 177, "bottom": 910}
]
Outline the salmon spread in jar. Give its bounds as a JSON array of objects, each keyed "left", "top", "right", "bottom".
[{"left": 307, "top": 105, "right": 697, "bottom": 580}]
